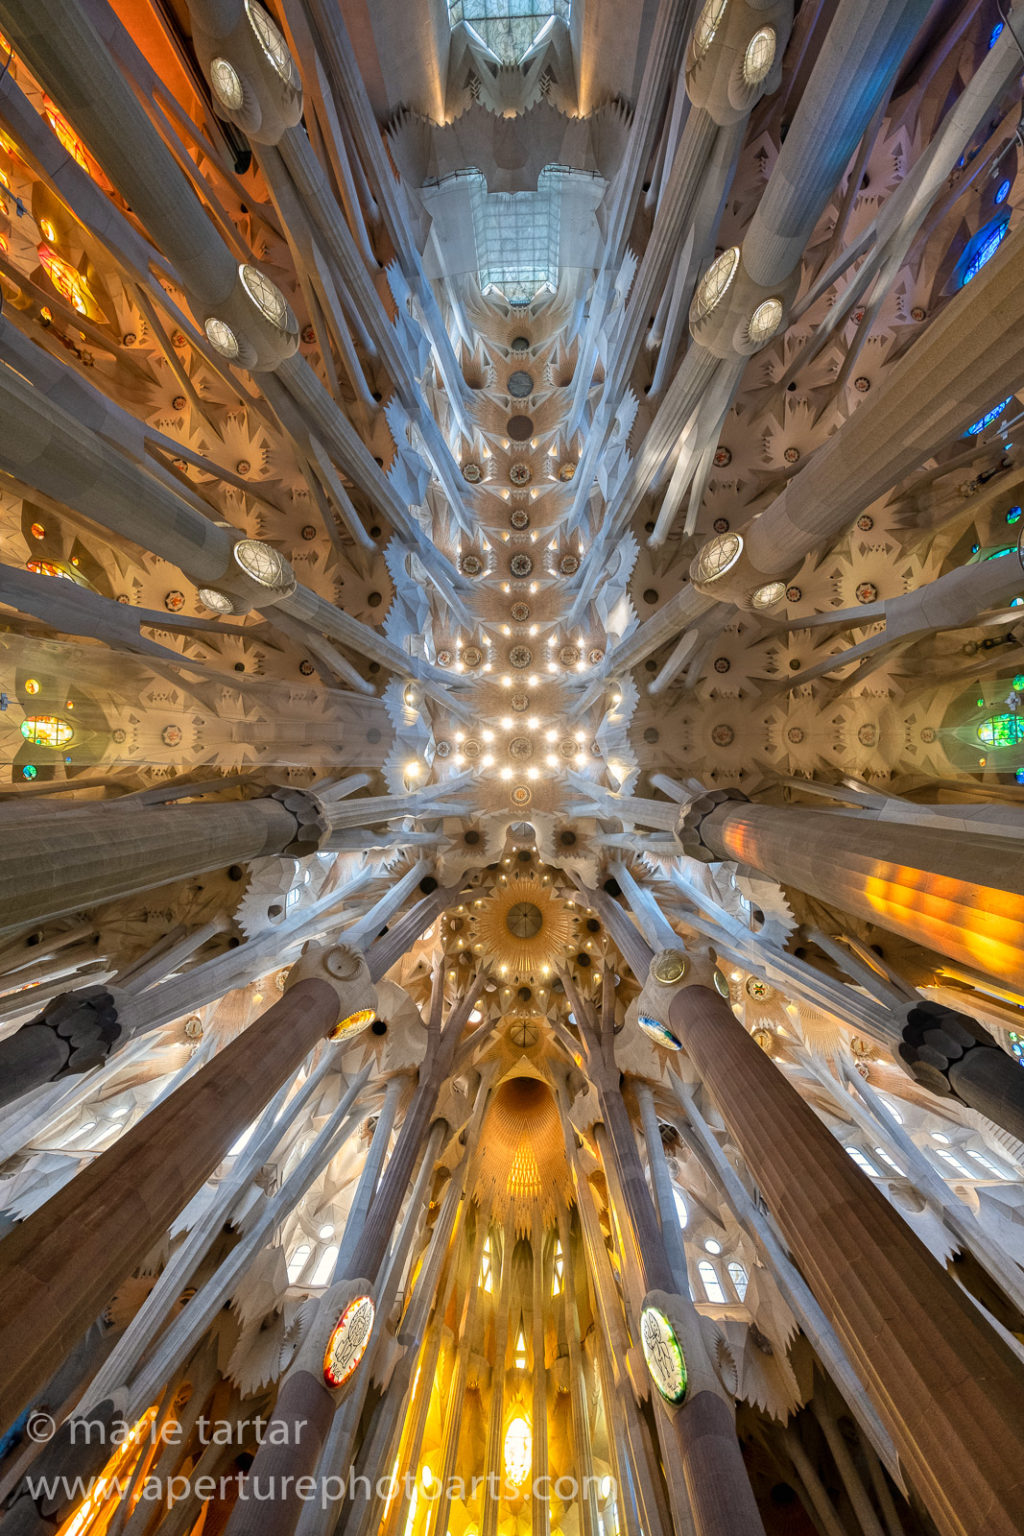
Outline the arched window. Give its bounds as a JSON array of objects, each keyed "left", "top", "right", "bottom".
[
  {"left": 846, "top": 1147, "right": 880, "bottom": 1177},
  {"left": 873, "top": 1146, "right": 906, "bottom": 1176},
  {"left": 481, "top": 1234, "right": 494, "bottom": 1292},
  {"left": 936, "top": 1148, "right": 972, "bottom": 1178},
  {"left": 673, "top": 1188, "right": 688, "bottom": 1227},
  {"left": 727, "top": 1262, "right": 748, "bottom": 1300},
  {"left": 959, "top": 219, "right": 1009, "bottom": 286},
  {"left": 503, "top": 1416, "right": 532, "bottom": 1487},
  {"left": 514, "top": 1324, "right": 528, "bottom": 1369},
  {"left": 697, "top": 1260, "right": 727, "bottom": 1303},
  {"left": 286, "top": 1244, "right": 311, "bottom": 1283},
  {"left": 311, "top": 1245, "right": 339, "bottom": 1286},
  {"left": 552, "top": 1238, "right": 564, "bottom": 1296}
]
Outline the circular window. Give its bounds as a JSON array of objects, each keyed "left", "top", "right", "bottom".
[
  {"left": 748, "top": 297, "right": 783, "bottom": 345},
  {"left": 240, "top": 263, "right": 289, "bottom": 329},
  {"left": 198, "top": 587, "right": 235, "bottom": 614},
  {"left": 205, "top": 317, "right": 239, "bottom": 358},
  {"left": 743, "top": 27, "right": 776, "bottom": 85},
  {"left": 508, "top": 415, "right": 534, "bottom": 442},
  {"left": 234, "top": 539, "right": 291, "bottom": 589},
  {"left": 693, "top": 247, "right": 740, "bottom": 322},
  {"left": 692, "top": 531, "right": 743, "bottom": 585},
  {"left": 245, "top": 0, "right": 300, "bottom": 88},
  {"left": 508, "top": 370, "right": 534, "bottom": 398},
  {"left": 210, "top": 57, "right": 244, "bottom": 110},
  {"left": 751, "top": 581, "right": 786, "bottom": 611},
  {"left": 693, "top": 0, "right": 728, "bottom": 60}
]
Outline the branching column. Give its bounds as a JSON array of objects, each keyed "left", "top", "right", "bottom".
[
  {"left": 680, "top": 791, "right": 1024, "bottom": 986},
  {"left": 0, "top": 970, "right": 360, "bottom": 1427},
  {"left": 665, "top": 984, "right": 1024, "bottom": 1536}
]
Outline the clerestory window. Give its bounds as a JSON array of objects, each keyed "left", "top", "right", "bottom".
[{"left": 448, "top": 0, "right": 570, "bottom": 64}]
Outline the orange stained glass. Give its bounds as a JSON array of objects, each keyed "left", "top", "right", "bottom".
[
  {"left": 27, "top": 559, "right": 73, "bottom": 580},
  {"left": 38, "top": 245, "right": 89, "bottom": 314},
  {"left": 42, "top": 99, "right": 91, "bottom": 174},
  {"left": 55, "top": 1407, "right": 158, "bottom": 1536}
]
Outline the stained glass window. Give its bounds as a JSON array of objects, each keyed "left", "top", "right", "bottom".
[
  {"left": 996, "top": 178, "right": 1011, "bottom": 205},
  {"left": 966, "top": 399, "right": 1011, "bottom": 435},
  {"left": 449, "top": 0, "right": 569, "bottom": 64},
  {"left": 26, "top": 559, "right": 73, "bottom": 581},
  {"left": 1009, "top": 1030, "right": 1023, "bottom": 1061},
  {"left": 960, "top": 220, "right": 1009, "bottom": 285},
  {"left": 37, "top": 246, "right": 89, "bottom": 315},
  {"left": 503, "top": 1416, "right": 531, "bottom": 1487},
  {"left": 1006, "top": 506, "right": 1022, "bottom": 525},
  {"left": 20, "top": 716, "right": 73, "bottom": 749},
  {"left": 978, "top": 713, "right": 1024, "bottom": 747}
]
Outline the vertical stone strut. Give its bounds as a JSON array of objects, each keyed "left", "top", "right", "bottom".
[{"left": 666, "top": 985, "right": 1024, "bottom": 1536}]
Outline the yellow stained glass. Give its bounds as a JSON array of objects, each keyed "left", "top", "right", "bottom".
[{"left": 21, "top": 715, "right": 73, "bottom": 749}]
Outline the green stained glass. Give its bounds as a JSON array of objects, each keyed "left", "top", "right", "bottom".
[
  {"left": 977, "top": 713, "right": 1024, "bottom": 747},
  {"left": 1013, "top": 676, "right": 1024, "bottom": 691}
]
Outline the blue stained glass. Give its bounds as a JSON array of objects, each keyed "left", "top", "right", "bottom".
[
  {"left": 990, "top": 21, "right": 1004, "bottom": 47},
  {"left": 967, "top": 398, "right": 1012, "bottom": 435},
  {"left": 22, "top": 765, "right": 36, "bottom": 780},
  {"left": 1007, "top": 506, "right": 1022, "bottom": 524},
  {"left": 961, "top": 221, "right": 1009, "bottom": 285},
  {"left": 985, "top": 545, "right": 1015, "bottom": 559},
  {"left": 996, "top": 178, "right": 1011, "bottom": 205}
]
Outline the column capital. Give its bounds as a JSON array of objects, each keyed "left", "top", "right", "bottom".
[
  {"left": 265, "top": 786, "right": 331, "bottom": 855},
  {"left": 676, "top": 787, "right": 749, "bottom": 861},
  {"left": 897, "top": 1000, "right": 1004, "bottom": 1100},
  {"left": 16, "top": 984, "right": 126, "bottom": 1081}
]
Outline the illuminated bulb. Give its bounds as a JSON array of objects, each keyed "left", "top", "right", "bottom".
[
  {"left": 482, "top": 729, "right": 495, "bottom": 743},
  {"left": 527, "top": 717, "right": 539, "bottom": 729},
  {"left": 502, "top": 625, "right": 511, "bottom": 637},
  {"left": 454, "top": 753, "right": 465, "bottom": 765},
  {"left": 575, "top": 753, "right": 587, "bottom": 765},
  {"left": 482, "top": 754, "right": 495, "bottom": 767},
  {"left": 530, "top": 582, "right": 537, "bottom": 593},
  {"left": 576, "top": 660, "right": 586, "bottom": 671},
  {"left": 527, "top": 674, "right": 539, "bottom": 686},
  {"left": 546, "top": 754, "right": 558, "bottom": 767},
  {"left": 318, "top": 1224, "right": 334, "bottom": 1240},
  {"left": 527, "top": 767, "right": 539, "bottom": 780},
  {"left": 500, "top": 717, "right": 514, "bottom": 730},
  {"left": 574, "top": 730, "right": 586, "bottom": 743},
  {"left": 545, "top": 729, "right": 557, "bottom": 743},
  {"left": 455, "top": 731, "right": 465, "bottom": 743},
  {"left": 482, "top": 662, "right": 492, "bottom": 672},
  {"left": 547, "top": 661, "right": 558, "bottom": 673},
  {"left": 405, "top": 761, "right": 422, "bottom": 776},
  {"left": 529, "top": 624, "right": 538, "bottom": 636},
  {"left": 500, "top": 767, "right": 513, "bottom": 780},
  {"left": 501, "top": 675, "right": 512, "bottom": 688}
]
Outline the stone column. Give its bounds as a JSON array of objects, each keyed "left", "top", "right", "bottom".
[
  {"left": 679, "top": 790, "right": 1024, "bottom": 988},
  {"left": 0, "top": 787, "right": 329, "bottom": 936},
  {"left": 664, "top": 983, "right": 1024, "bottom": 1536},
  {"left": 0, "top": 944, "right": 374, "bottom": 1428}
]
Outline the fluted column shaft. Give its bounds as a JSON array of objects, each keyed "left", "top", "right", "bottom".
[
  {"left": 743, "top": 220, "right": 1024, "bottom": 578},
  {"left": 0, "top": 796, "right": 303, "bottom": 937},
  {"left": 665, "top": 985, "right": 1024, "bottom": 1536},
  {"left": 0, "top": 977, "right": 344, "bottom": 1427},
  {"left": 698, "top": 798, "right": 1024, "bottom": 985}
]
